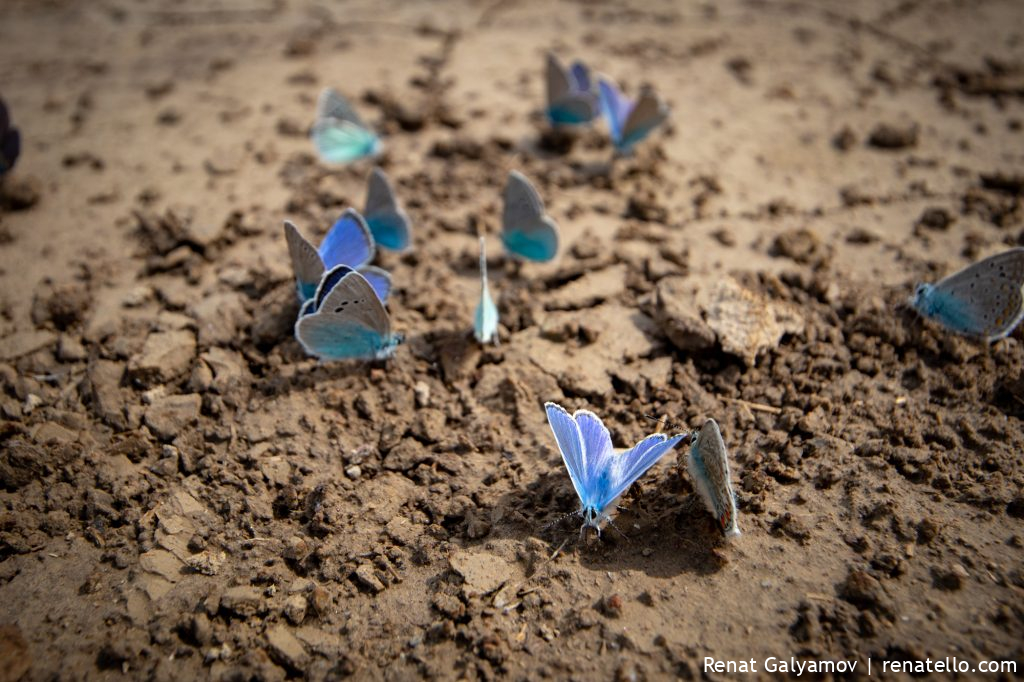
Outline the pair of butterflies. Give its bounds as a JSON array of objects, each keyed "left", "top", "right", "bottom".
[
  {"left": 285, "top": 191, "right": 406, "bottom": 360},
  {"left": 910, "top": 248, "right": 1024, "bottom": 342},
  {"left": 545, "top": 53, "right": 670, "bottom": 154},
  {"left": 0, "top": 98, "right": 20, "bottom": 175},
  {"left": 284, "top": 167, "right": 410, "bottom": 300},
  {"left": 545, "top": 404, "right": 740, "bottom": 538}
]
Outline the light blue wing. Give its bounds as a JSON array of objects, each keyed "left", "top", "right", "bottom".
[
  {"left": 546, "top": 54, "right": 597, "bottom": 126},
  {"left": 311, "top": 119, "right": 380, "bottom": 165},
  {"left": 474, "top": 237, "right": 498, "bottom": 344},
  {"left": 915, "top": 249, "right": 1024, "bottom": 341},
  {"left": 284, "top": 221, "right": 325, "bottom": 303},
  {"left": 598, "top": 77, "right": 630, "bottom": 145},
  {"left": 544, "top": 402, "right": 587, "bottom": 506},
  {"left": 295, "top": 265, "right": 396, "bottom": 361},
  {"left": 548, "top": 97, "right": 598, "bottom": 126},
  {"left": 501, "top": 171, "right": 559, "bottom": 262},
  {"left": 364, "top": 168, "right": 411, "bottom": 251},
  {"left": 618, "top": 87, "right": 669, "bottom": 152},
  {"left": 602, "top": 433, "right": 684, "bottom": 510},
  {"left": 359, "top": 265, "right": 392, "bottom": 303},
  {"left": 318, "top": 208, "right": 375, "bottom": 271}
]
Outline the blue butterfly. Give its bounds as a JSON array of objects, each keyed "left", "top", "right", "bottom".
[
  {"left": 544, "top": 402, "right": 685, "bottom": 535},
  {"left": 474, "top": 237, "right": 498, "bottom": 345},
  {"left": 295, "top": 265, "right": 403, "bottom": 361},
  {"left": 502, "top": 171, "right": 559, "bottom": 262},
  {"left": 686, "top": 419, "right": 741, "bottom": 539},
  {"left": 0, "top": 98, "right": 20, "bottom": 175},
  {"left": 545, "top": 53, "right": 598, "bottom": 126},
  {"left": 597, "top": 76, "right": 669, "bottom": 154},
  {"left": 283, "top": 208, "right": 391, "bottom": 304},
  {"left": 910, "top": 248, "right": 1024, "bottom": 342},
  {"left": 311, "top": 88, "right": 380, "bottom": 164},
  {"left": 364, "top": 167, "right": 411, "bottom": 251}
]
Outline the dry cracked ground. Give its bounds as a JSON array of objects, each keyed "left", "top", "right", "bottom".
[{"left": 0, "top": 0, "right": 1023, "bottom": 680}]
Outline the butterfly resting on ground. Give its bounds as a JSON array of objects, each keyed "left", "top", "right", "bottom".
[{"left": 545, "top": 402, "right": 685, "bottom": 536}]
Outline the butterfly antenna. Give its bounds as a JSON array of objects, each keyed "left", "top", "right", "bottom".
[
  {"left": 542, "top": 509, "right": 582, "bottom": 533},
  {"left": 644, "top": 413, "right": 683, "bottom": 433},
  {"left": 605, "top": 517, "right": 630, "bottom": 542}
]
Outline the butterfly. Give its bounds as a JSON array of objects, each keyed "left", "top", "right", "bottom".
[
  {"left": 545, "top": 52, "right": 599, "bottom": 126},
  {"left": 311, "top": 88, "right": 381, "bottom": 164},
  {"left": 544, "top": 402, "right": 685, "bottom": 536},
  {"left": 283, "top": 208, "right": 392, "bottom": 304},
  {"left": 0, "top": 98, "right": 20, "bottom": 175},
  {"left": 474, "top": 237, "right": 498, "bottom": 345},
  {"left": 364, "top": 167, "right": 411, "bottom": 251},
  {"left": 909, "top": 248, "right": 1024, "bottom": 342},
  {"left": 502, "top": 171, "right": 559, "bottom": 262},
  {"left": 597, "top": 76, "right": 669, "bottom": 154},
  {"left": 686, "top": 419, "right": 741, "bottom": 539},
  {"left": 295, "top": 265, "right": 403, "bottom": 361}
]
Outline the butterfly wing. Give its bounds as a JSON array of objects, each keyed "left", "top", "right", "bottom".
[
  {"left": 544, "top": 402, "right": 588, "bottom": 507},
  {"left": 364, "top": 167, "right": 411, "bottom": 251},
  {"left": 295, "top": 265, "right": 395, "bottom": 361},
  {"left": 318, "top": 208, "right": 375, "bottom": 270},
  {"left": 687, "top": 419, "right": 740, "bottom": 537},
  {"left": 545, "top": 53, "right": 571, "bottom": 107},
  {"left": 311, "top": 119, "right": 380, "bottom": 164},
  {"left": 474, "top": 237, "right": 499, "bottom": 344},
  {"left": 501, "top": 171, "right": 559, "bottom": 262},
  {"left": 597, "top": 77, "right": 631, "bottom": 145},
  {"left": 284, "top": 221, "right": 325, "bottom": 302},
  {"left": 317, "top": 87, "right": 366, "bottom": 128},
  {"left": 601, "top": 433, "right": 684, "bottom": 514},
  {"left": 619, "top": 87, "right": 669, "bottom": 152},
  {"left": 358, "top": 265, "right": 392, "bottom": 303},
  {"left": 569, "top": 60, "right": 593, "bottom": 93},
  {"left": 924, "top": 248, "right": 1024, "bottom": 341}
]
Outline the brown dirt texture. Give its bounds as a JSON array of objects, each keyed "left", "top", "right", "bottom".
[{"left": 1, "top": 0, "right": 1024, "bottom": 680}]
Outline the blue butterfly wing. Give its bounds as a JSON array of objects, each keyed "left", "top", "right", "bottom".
[
  {"left": 318, "top": 209, "right": 375, "bottom": 270},
  {"left": 364, "top": 168, "right": 411, "bottom": 251},
  {"left": 474, "top": 238, "right": 498, "bottom": 344},
  {"left": 501, "top": 171, "right": 559, "bottom": 262},
  {"left": 598, "top": 78, "right": 630, "bottom": 145},
  {"left": 311, "top": 119, "right": 380, "bottom": 164},
  {"left": 544, "top": 402, "right": 588, "bottom": 506},
  {"left": 919, "top": 249, "right": 1024, "bottom": 340},
  {"left": 295, "top": 265, "right": 395, "bottom": 361},
  {"left": 618, "top": 89, "right": 669, "bottom": 152},
  {"left": 547, "top": 97, "right": 598, "bottom": 126},
  {"left": 574, "top": 410, "right": 616, "bottom": 510},
  {"left": 358, "top": 266, "right": 392, "bottom": 303},
  {"left": 569, "top": 61, "right": 592, "bottom": 93},
  {"left": 603, "top": 433, "right": 684, "bottom": 508}
]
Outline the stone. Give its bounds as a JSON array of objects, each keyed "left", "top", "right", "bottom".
[
  {"left": 265, "top": 625, "right": 307, "bottom": 672},
  {"left": 144, "top": 394, "right": 201, "bottom": 442},
  {"left": 190, "top": 291, "right": 249, "bottom": 348},
  {"left": 449, "top": 550, "right": 511, "bottom": 597},
  {"left": 352, "top": 564, "right": 385, "bottom": 593},
  {"left": 650, "top": 277, "right": 715, "bottom": 352},
  {"left": 220, "top": 586, "right": 263, "bottom": 618},
  {"left": 127, "top": 330, "right": 196, "bottom": 387},
  {"left": 283, "top": 595, "right": 308, "bottom": 625}
]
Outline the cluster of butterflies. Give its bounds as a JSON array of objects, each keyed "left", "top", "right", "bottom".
[
  {"left": 545, "top": 403, "right": 741, "bottom": 539},
  {"left": 284, "top": 161, "right": 563, "bottom": 359},
  {"left": 309, "top": 53, "right": 670, "bottom": 167},
  {"left": 0, "top": 98, "right": 20, "bottom": 176}
]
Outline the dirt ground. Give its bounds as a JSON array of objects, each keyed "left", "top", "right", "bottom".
[{"left": 1, "top": 0, "right": 1023, "bottom": 679}]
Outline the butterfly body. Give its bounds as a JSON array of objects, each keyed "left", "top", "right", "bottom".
[
  {"left": 502, "top": 171, "right": 559, "bottom": 262},
  {"left": 909, "top": 248, "right": 1024, "bottom": 342},
  {"left": 545, "top": 53, "right": 598, "bottom": 126},
  {"left": 364, "top": 167, "right": 411, "bottom": 251},
  {"left": 283, "top": 209, "right": 391, "bottom": 304},
  {"left": 687, "top": 419, "right": 740, "bottom": 539},
  {"left": 597, "top": 77, "right": 669, "bottom": 154},
  {"left": 474, "top": 237, "right": 499, "bottom": 344},
  {"left": 311, "top": 88, "right": 380, "bottom": 164},
  {"left": 295, "top": 265, "right": 402, "bottom": 361},
  {"left": 544, "top": 402, "right": 685, "bottom": 535}
]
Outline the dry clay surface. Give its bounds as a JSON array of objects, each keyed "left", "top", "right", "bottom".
[{"left": 1, "top": 0, "right": 1023, "bottom": 679}]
